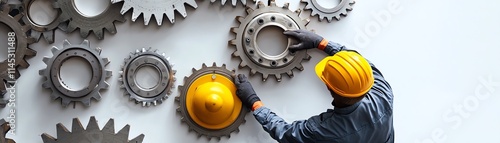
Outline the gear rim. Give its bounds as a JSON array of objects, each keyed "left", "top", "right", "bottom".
[
  {"left": 41, "top": 116, "right": 144, "bottom": 143},
  {"left": 120, "top": 47, "right": 176, "bottom": 106},
  {"left": 209, "top": 0, "right": 255, "bottom": 6},
  {"left": 301, "top": 0, "right": 355, "bottom": 22},
  {"left": 175, "top": 62, "right": 247, "bottom": 140},
  {"left": 111, "top": 0, "right": 198, "bottom": 25},
  {"left": 39, "top": 39, "right": 111, "bottom": 107},
  {"left": 230, "top": 0, "right": 311, "bottom": 82},
  {"left": 54, "top": 0, "right": 125, "bottom": 39}
]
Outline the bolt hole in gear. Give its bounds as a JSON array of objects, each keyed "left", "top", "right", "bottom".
[
  {"left": 54, "top": 0, "right": 125, "bottom": 39},
  {"left": 41, "top": 116, "right": 145, "bottom": 143},
  {"left": 176, "top": 63, "right": 247, "bottom": 141},
  {"left": 39, "top": 40, "right": 111, "bottom": 107},
  {"left": 0, "top": 1, "right": 36, "bottom": 107},
  {"left": 229, "top": 0, "right": 311, "bottom": 82},
  {"left": 301, "top": 0, "right": 355, "bottom": 22},
  {"left": 119, "top": 48, "right": 176, "bottom": 107},
  {"left": 111, "top": 0, "right": 198, "bottom": 25}
]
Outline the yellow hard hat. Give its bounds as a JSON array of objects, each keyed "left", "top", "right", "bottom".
[{"left": 315, "top": 51, "right": 374, "bottom": 98}]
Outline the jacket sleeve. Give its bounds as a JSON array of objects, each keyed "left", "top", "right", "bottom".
[{"left": 253, "top": 107, "right": 318, "bottom": 143}]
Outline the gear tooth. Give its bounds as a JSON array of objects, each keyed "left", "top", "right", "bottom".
[
  {"left": 296, "top": 63, "right": 305, "bottom": 71},
  {"left": 239, "top": 61, "right": 247, "bottom": 68},
  {"left": 117, "top": 124, "right": 131, "bottom": 137},
  {"left": 262, "top": 74, "right": 269, "bottom": 81},
  {"left": 295, "top": 9, "right": 302, "bottom": 14},
  {"left": 86, "top": 117, "right": 100, "bottom": 131},
  {"left": 275, "top": 74, "right": 282, "bottom": 82},
  {"left": 222, "top": 64, "right": 227, "bottom": 68},
  {"left": 131, "top": 11, "right": 140, "bottom": 22},
  {"left": 303, "top": 19, "right": 310, "bottom": 26},
  {"left": 235, "top": 16, "right": 244, "bottom": 23},
  {"left": 191, "top": 68, "right": 197, "bottom": 73},
  {"left": 331, "top": 16, "right": 337, "bottom": 22},
  {"left": 175, "top": 96, "right": 180, "bottom": 101},
  {"left": 141, "top": 47, "right": 146, "bottom": 53},
  {"left": 51, "top": 46, "right": 59, "bottom": 54},
  {"left": 41, "top": 133, "right": 57, "bottom": 142},
  {"left": 143, "top": 13, "right": 152, "bottom": 25},
  {"left": 230, "top": 27, "right": 238, "bottom": 34},
  {"left": 286, "top": 71, "right": 294, "bottom": 77},
  {"left": 130, "top": 134, "right": 145, "bottom": 143},
  {"left": 81, "top": 39, "right": 90, "bottom": 47},
  {"left": 50, "top": 93, "right": 59, "bottom": 100},
  {"left": 257, "top": 1, "right": 265, "bottom": 8},
  {"left": 56, "top": 123, "right": 70, "bottom": 138},
  {"left": 304, "top": 53, "right": 311, "bottom": 60},
  {"left": 283, "top": 3, "right": 290, "bottom": 9},
  {"left": 270, "top": 0, "right": 276, "bottom": 7},
  {"left": 250, "top": 69, "right": 257, "bottom": 75},
  {"left": 174, "top": 3, "right": 188, "bottom": 18},
  {"left": 142, "top": 102, "right": 147, "bottom": 106},
  {"left": 202, "top": 63, "right": 207, "bottom": 68},
  {"left": 229, "top": 39, "right": 237, "bottom": 46},
  {"left": 212, "top": 62, "right": 217, "bottom": 67},
  {"left": 82, "top": 99, "right": 91, "bottom": 106},
  {"left": 153, "top": 100, "right": 158, "bottom": 106},
  {"left": 71, "top": 118, "right": 85, "bottom": 133},
  {"left": 102, "top": 118, "right": 115, "bottom": 134},
  {"left": 61, "top": 99, "right": 71, "bottom": 107},
  {"left": 39, "top": 69, "right": 46, "bottom": 76},
  {"left": 245, "top": 6, "right": 254, "bottom": 14}
]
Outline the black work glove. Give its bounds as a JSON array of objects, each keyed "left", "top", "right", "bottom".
[
  {"left": 234, "top": 74, "right": 260, "bottom": 110},
  {"left": 283, "top": 30, "right": 324, "bottom": 52}
]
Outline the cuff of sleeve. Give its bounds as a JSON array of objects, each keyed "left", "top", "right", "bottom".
[
  {"left": 252, "top": 101, "right": 263, "bottom": 111},
  {"left": 318, "top": 39, "right": 329, "bottom": 51}
]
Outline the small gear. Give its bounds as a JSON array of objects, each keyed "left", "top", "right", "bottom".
[
  {"left": 20, "top": 0, "right": 60, "bottom": 44},
  {"left": 111, "top": 0, "right": 197, "bottom": 25},
  {"left": 0, "top": 2, "right": 36, "bottom": 106},
  {"left": 209, "top": 0, "right": 254, "bottom": 6},
  {"left": 0, "top": 119, "right": 15, "bottom": 143},
  {"left": 301, "top": 0, "right": 355, "bottom": 22},
  {"left": 119, "top": 47, "right": 176, "bottom": 106},
  {"left": 176, "top": 62, "right": 247, "bottom": 140},
  {"left": 229, "top": 0, "right": 311, "bottom": 82},
  {"left": 41, "top": 116, "right": 145, "bottom": 143},
  {"left": 39, "top": 39, "right": 112, "bottom": 107},
  {"left": 54, "top": 0, "right": 125, "bottom": 39}
]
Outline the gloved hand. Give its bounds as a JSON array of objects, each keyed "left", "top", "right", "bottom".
[
  {"left": 234, "top": 74, "right": 261, "bottom": 111},
  {"left": 283, "top": 30, "right": 325, "bottom": 52}
]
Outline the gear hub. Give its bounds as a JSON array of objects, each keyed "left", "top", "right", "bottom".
[
  {"left": 176, "top": 63, "right": 247, "bottom": 140},
  {"left": 229, "top": 0, "right": 311, "bottom": 82},
  {"left": 301, "top": 0, "right": 355, "bottom": 22}
]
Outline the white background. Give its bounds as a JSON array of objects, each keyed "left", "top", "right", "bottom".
[{"left": 1, "top": 0, "right": 499, "bottom": 142}]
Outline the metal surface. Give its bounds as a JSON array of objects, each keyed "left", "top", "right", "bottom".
[
  {"left": 0, "top": 119, "right": 14, "bottom": 143},
  {"left": 21, "top": 0, "right": 60, "bottom": 44},
  {"left": 41, "top": 116, "right": 145, "bottom": 143},
  {"left": 209, "top": 0, "right": 255, "bottom": 6},
  {"left": 39, "top": 39, "right": 111, "bottom": 107},
  {"left": 175, "top": 63, "right": 247, "bottom": 140},
  {"left": 301, "top": 0, "right": 355, "bottom": 22},
  {"left": 54, "top": 0, "right": 125, "bottom": 39},
  {"left": 119, "top": 47, "right": 176, "bottom": 106},
  {"left": 111, "top": 0, "right": 197, "bottom": 25},
  {"left": 229, "top": 0, "right": 311, "bottom": 82},
  {"left": 0, "top": 2, "right": 36, "bottom": 106}
]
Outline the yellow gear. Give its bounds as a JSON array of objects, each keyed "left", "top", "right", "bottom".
[{"left": 315, "top": 51, "right": 374, "bottom": 97}]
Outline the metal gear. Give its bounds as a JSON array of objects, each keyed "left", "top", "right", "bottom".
[
  {"left": 39, "top": 39, "right": 111, "bottom": 107},
  {"left": 0, "top": 2, "right": 36, "bottom": 106},
  {"left": 111, "top": 0, "right": 197, "bottom": 25},
  {"left": 301, "top": 0, "right": 355, "bottom": 22},
  {"left": 210, "top": 0, "right": 254, "bottom": 6},
  {"left": 20, "top": 0, "right": 60, "bottom": 44},
  {"left": 54, "top": 0, "right": 125, "bottom": 39},
  {"left": 119, "top": 47, "right": 176, "bottom": 106},
  {"left": 0, "top": 119, "right": 15, "bottom": 143},
  {"left": 175, "top": 62, "right": 247, "bottom": 140},
  {"left": 41, "top": 116, "right": 145, "bottom": 143},
  {"left": 229, "top": 0, "right": 311, "bottom": 82}
]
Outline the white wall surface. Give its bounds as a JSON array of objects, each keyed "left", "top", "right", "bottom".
[{"left": 1, "top": 0, "right": 499, "bottom": 142}]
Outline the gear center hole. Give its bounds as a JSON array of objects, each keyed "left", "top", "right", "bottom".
[
  {"left": 60, "top": 57, "right": 92, "bottom": 91},
  {"left": 316, "top": 0, "right": 341, "bottom": 9},
  {"left": 134, "top": 66, "right": 160, "bottom": 90},
  {"left": 0, "top": 23, "right": 14, "bottom": 61},
  {"left": 73, "top": 0, "right": 110, "bottom": 17},
  {"left": 256, "top": 26, "right": 288, "bottom": 56},
  {"left": 29, "top": 0, "right": 58, "bottom": 25}
]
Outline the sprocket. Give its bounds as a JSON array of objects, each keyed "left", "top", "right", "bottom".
[
  {"left": 39, "top": 39, "right": 111, "bottom": 107},
  {"left": 229, "top": 0, "right": 311, "bottom": 82},
  {"left": 20, "top": 0, "right": 60, "bottom": 43},
  {"left": 54, "top": 0, "right": 125, "bottom": 39},
  {"left": 111, "top": 0, "right": 197, "bottom": 25},
  {"left": 301, "top": 0, "right": 355, "bottom": 22},
  {"left": 119, "top": 47, "right": 176, "bottom": 106},
  {"left": 41, "top": 116, "right": 144, "bottom": 143}
]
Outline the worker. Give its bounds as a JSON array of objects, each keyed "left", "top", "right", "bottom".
[{"left": 234, "top": 30, "right": 394, "bottom": 143}]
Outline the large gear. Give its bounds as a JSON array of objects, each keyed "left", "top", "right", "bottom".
[
  {"left": 0, "top": 2, "right": 36, "bottom": 106},
  {"left": 301, "top": 0, "right": 355, "bottom": 22},
  {"left": 210, "top": 0, "right": 254, "bottom": 6},
  {"left": 176, "top": 62, "right": 247, "bottom": 140},
  {"left": 41, "top": 116, "right": 145, "bottom": 143},
  {"left": 229, "top": 0, "right": 311, "bottom": 82},
  {"left": 39, "top": 39, "right": 111, "bottom": 107},
  {"left": 111, "top": 0, "right": 197, "bottom": 25},
  {"left": 20, "top": 0, "right": 60, "bottom": 44},
  {"left": 0, "top": 119, "right": 15, "bottom": 143},
  {"left": 54, "top": 0, "right": 125, "bottom": 39},
  {"left": 119, "top": 47, "right": 176, "bottom": 106}
]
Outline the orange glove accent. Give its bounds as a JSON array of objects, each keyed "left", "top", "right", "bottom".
[
  {"left": 251, "top": 101, "right": 263, "bottom": 111},
  {"left": 318, "top": 39, "right": 328, "bottom": 51}
]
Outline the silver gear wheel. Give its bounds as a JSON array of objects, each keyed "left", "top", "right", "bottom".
[
  {"left": 39, "top": 39, "right": 111, "bottom": 107},
  {"left": 229, "top": 0, "right": 311, "bottom": 82},
  {"left": 54, "top": 0, "right": 125, "bottom": 39},
  {"left": 0, "top": 119, "right": 15, "bottom": 143},
  {"left": 119, "top": 47, "right": 176, "bottom": 106},
  {"left": 20, "top": 0, "right": 60, "bottom": 44},
  {"left": 111, "top": 0, "right": 197, "bottom": 25},
  {"left": 41, "top": 116, "right": 145, "bottom": 143},
  {"left": 301, "top": 0, "right": 355, "bottom": 22},
  {"left": 0, "top": 2, "right": 36, "bottom": 106},
  {"left": 210, "top": 0, "right": 254, "bottom": 6},
  {"left": 175, "top": 62, "right": 247, "bottom": 140}
]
